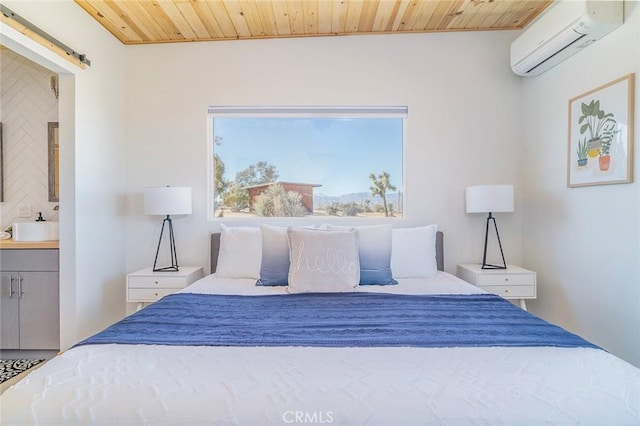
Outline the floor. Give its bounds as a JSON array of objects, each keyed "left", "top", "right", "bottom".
[{"left": 0, "top": 350, "right": 58, "bottom": 395}]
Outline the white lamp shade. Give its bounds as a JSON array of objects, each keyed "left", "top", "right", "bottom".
[
  {"left": 466, "top": 185, "right": 514, "bottom": 213},
  {"left": 144, "top": 186, "right": 192, "bottom": 215}
]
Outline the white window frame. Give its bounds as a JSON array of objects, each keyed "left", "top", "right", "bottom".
[{"left": 207, "top": 106, "right": 407, "bottom": 221}]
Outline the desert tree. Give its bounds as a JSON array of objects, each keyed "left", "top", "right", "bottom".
[
  {"left": 369, "top": 171, "right": 397, "bottom": 217},
  {"left": 219, "top": 159, "right": 280, "bottom": 212},
  {"left": 214, "top": 154, "right": 229, "bottom": 198},
  {"left": 221, "top": 184, "right": 250, "bottom": 212},
  {"left": 235, "top": 161, "right": 279, "bottom": 187},
  {"left": 213, "top": 135, "right": 229, "bottom": 208}
]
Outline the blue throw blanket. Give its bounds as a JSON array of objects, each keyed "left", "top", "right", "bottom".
[{"left": 76, "top": 293, "right": 598, "bottom": 349}]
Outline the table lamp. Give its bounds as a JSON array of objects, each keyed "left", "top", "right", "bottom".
[
  {"left": 144, "top": 186, "right": 192, "bottom": 272},
  {"left": 465, "top": 185, "right": 514, "bottom": 269}
]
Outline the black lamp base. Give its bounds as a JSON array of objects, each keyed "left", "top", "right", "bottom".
[
  {"left": 481, "top": 213, "right": 507, "bottom": 270},
  {"left": 153, "top": 215, "right": 180, "bottom": 272},
  {"left": 481, "top": 263, "right": 507, "bottom": 270}
]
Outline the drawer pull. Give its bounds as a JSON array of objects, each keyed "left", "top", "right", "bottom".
[
  {"left": 155, "top": 280, "right": 159, "bottom": 285},
  {"left": 155, "top": 292, "right": 159, "bottom": 296},
  {"left": 504, "top": 278, "right": 509, "bottom": 282},
  {"left": 504, "top": 289, "right": 509, "bottom": 293}
]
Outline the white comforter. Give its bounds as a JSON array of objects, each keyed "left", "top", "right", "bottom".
[{"left": 2, "top": 273, "right": 639, "bottom": 425}]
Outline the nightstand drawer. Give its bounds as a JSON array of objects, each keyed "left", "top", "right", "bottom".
[
  {"left": 128, "top": 288, "right": 177, "bottom": 301},
  {"left": 481, "top": 285, "right": 536, "bottom": 298},
  {"left": 127, "top": 275, "right": 187, "bottom": 289},
  {"left": 477, "top": 273, "right": 534, "bottom": 287},
  {"left": 126, "top": 267, "right": 204, "bottom": 311},
  {"left": 457, "top": 264, "right": 537, "bottom": 311}
]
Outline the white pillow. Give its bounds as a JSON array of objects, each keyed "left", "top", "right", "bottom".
[
  {"left": 324, "top": 224, "right": 396, "bottom": 285},
  {"left": 287, "top": 227, "right": 360, "bottom": 294},
  {"left": 215, "top": 224, "right": 262, "bottom": 279},
  {"left": 391, "top": 225, "right": 438, "bottom": 278}
]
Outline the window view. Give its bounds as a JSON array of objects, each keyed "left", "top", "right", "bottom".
[{"left": 209, "top": 107, "right": 405, "bottom": 219}]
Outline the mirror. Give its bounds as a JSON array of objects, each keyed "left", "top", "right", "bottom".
[{"left": 48, "top": 122, "right": 59, "bottom": 202}]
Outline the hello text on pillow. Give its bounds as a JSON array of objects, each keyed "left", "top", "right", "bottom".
[{"left": 286, "top": 227, "right": 360, "bottom": 294}]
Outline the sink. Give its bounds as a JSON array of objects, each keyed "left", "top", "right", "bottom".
[{"left": 12, "top": 222, "right": 59, "bottom": 242}]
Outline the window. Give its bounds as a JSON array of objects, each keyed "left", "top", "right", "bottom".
[{"left": 208, "top": 107, "right": 405, "bottom": 219}]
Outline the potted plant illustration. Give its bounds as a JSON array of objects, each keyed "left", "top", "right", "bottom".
[
  {"left": 598, "top": 125, "right": 617, "bottom": 171},
  {"left": 578, "top": 99, "right": 617, "bottom": 158},
  {"left": 576, "top": 138, "right": 588, "bottom": 167}
]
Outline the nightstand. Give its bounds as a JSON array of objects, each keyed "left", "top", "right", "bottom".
[
  {"left": 457, "top": 264, "right": 536, "bottom": 311},
  {"left": 127, "top": 266, "right": 204, "bottom": 311}
]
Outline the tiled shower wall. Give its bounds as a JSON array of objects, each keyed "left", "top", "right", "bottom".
[{"left": 0, "top": 48, "right": 59, "bottom": 231}]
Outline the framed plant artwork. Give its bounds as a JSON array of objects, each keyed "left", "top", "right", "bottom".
[{"left": 567, "top": 73, "right": 635, "bottom": 187}]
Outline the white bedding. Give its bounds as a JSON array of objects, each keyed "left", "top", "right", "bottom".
[
  {"left": 2, "top": 273, "right": 639, "bottom": 425},
  {"left": 181, "top": 271, "right": 486, "bottom": 296}
]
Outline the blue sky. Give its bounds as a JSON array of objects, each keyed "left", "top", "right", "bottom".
[{"left": 214, "top": 117, "right": 403, "bottom": 196}]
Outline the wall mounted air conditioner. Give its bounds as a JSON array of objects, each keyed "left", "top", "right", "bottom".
[{"left": 511, "top": 0, "right": 623, "bottom": 77}]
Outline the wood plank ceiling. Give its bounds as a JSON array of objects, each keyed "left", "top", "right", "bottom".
[{"left": 74, "top": 0, "right": 552, "bottom": 45}]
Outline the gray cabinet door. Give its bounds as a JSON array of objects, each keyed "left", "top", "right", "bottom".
[
  {"left": 0, "top": 272, "right": 20, "bottom": 349},
  {"left": 19, "top": 272, "right": 60, "bottom": 350}
]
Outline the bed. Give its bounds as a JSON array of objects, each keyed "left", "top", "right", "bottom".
[{"left": 1, "top": 225, "right": 639, "bottom": 425}]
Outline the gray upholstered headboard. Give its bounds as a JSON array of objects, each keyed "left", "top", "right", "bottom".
[{"left": 210, "top": 230, "right": 444, "bottom": 274}]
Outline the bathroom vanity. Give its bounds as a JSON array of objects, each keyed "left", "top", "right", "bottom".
[{"left": 0, "top": 243, "right": 59, "bottom": 350}]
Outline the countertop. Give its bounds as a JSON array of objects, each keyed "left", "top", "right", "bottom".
[{"left": 0, "top": 239, "right": 59, "bottom": 249}]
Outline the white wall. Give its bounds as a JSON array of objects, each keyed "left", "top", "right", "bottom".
[
  {"left": 0, "top": 49, "right": 59, "bottom": 229},
  {"left": 521, "top": 3, "right": 640, "bottom": 366},
  {"left": 123, "top": 31, "right": 525, "bottom": 280},
  {"left": 1, "top": 1, "right": 127, "bottom": 349}
]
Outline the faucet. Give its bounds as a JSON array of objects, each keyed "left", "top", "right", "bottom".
[{"left": 36, "top": 212, "right": 45, "bottom": 222}]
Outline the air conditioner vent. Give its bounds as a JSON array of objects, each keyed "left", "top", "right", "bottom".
[{"left": 511, "top": 0, "right": 623, "bottom": 77}]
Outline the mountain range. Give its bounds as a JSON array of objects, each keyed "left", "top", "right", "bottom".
[{"left": 313, "top": 191, "right": 401, "bottom": 209}]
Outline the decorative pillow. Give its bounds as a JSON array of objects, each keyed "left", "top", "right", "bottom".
[
  {"left": 286, "top": 228, "right": 360, "bottom": 294},
  {"left": 391, "top": 224, "right": 438, "bottom": 278},
  {"left": 326, "top": 224, "right": 397, "bottom": 285},
  {"left": 215, "top": 224, "right": 262, "bottom": 279},
  {"left": 256, "top": 225, "right": 290, "bottom": 286}
]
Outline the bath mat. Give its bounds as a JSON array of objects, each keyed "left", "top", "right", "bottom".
[{"left": 0, "top": 359, "right": 45, "bottom": 384}]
